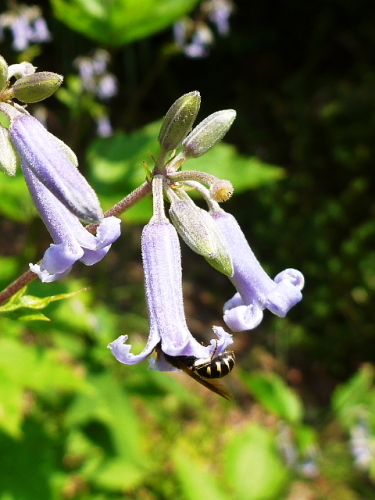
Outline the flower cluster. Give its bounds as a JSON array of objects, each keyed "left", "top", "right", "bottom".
[
  {"left": 74, "top": 49, "right": 118, "bottom": 137},
  {"left": 174, "top": 0, "right": 234, "bottom": 58},
  {"left": 109, "top": 91, "right": 304, "bottom": 378},
  {"left": 0, "top": 56, "right": 120, "bottom": 282},
  {"left": 0, "top": 52, "right": 304, "bottom": 387},
  {"left": 0, "top": 3, "right": 51, "bottom": 52}
]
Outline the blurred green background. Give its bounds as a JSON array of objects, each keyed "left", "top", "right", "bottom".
[{"left": 1, "top": 0, "right": 375, "bottom": 498}]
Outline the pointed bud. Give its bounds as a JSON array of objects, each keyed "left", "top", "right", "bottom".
[
  {"left": 158, "top": 91, "right": 201, "bottom": 151},
  {"left": 0, "top": 56, "right": 8, "bottom": 92},
  {"left": 169, "top": 199, "right": 234, "bottom": 276},
  {"left": 11, "top": 72, "right": 63, "bottom": 103},
  {"left": 182, "top": 109, "right": 236, "bottom": 159},
  {"left": 0, "top": 126, "right": 18, "bottom": 176}
]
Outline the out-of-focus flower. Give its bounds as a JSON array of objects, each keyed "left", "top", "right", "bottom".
[
  {"left": 96, "top": 115, "right": 113, "bottom": 138},
  {"left": 350, "top": 419, "right": 375, "bottom": 471},
  {"left": 173, "top": 0, "right": 234, "bottom": 58},
  {"left": 0, "top": 4, "right": 51, "bottom": 51},
  {"left": 204, "top": 0, "right": 234, "bottom": 36},
  {"left": 74, "top": 49, "right": 117, "bottom": 136},
  {"left": 9, "top": 114, "right": 103, "bottom": 224},
  {"left": 25, "top": 166, "right": 120, "bottom": 282},
  {"left": 211, "top": 209, "right": 304, "bottom": 330},
  {"left": 75, "top": 49, "right": 118, "bottom": 101},
  {"left": 109, "top": 218, "right": 233, "bottom": 367},
  {"left": 174, "top": 20, "right": 212, "bottom": 58}
]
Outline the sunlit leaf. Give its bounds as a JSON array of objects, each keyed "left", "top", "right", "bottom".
[
  {"left": 224, "top": 423, "right": 290, "bottom": 500},
  {"left": 241, "top": 370, "right": 303, "bottom": 424},
  {"left": 173, "top": 447, "right": 229, "bottom": 500},
  {"left": 51, "top": 0, "right": 200, "bottom": 46},
  {"left": 0, "top": 287, "right": 89, "bottom": 316}
]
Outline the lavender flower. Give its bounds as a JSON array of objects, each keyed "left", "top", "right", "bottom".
[
  {"left": 10, "top": 114, "right": 103, "bottom": 224},
  {"left": 109, "top": 218, "right": 233, "bottom": 368},
  {"left": 96, "top": 115, "right": 113, "bottom": 138},
  {"left": 24, "top": 167, "right": 120, "bottom": 282},
  {"left": 212, "top": 209, "right": 304, "bottom": 330},
  {"left": 205, "top": 0, "right": 234, "bottom": 36},
  {"left": 0, "top": 4, "right": 51, "bottom": 51},
  {"left": 75, "top": 49, "right": 118, "bottom": 101},
  {"left": 174, "top": 20, "right": 212, "bottom": 59}
]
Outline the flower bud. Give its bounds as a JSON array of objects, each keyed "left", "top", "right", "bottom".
[
  {"left": 169, "top": 199, "right": 233, "bottom": 276},
  {"left": 210, "top": 179, "right": 234, "bottom": 202},
  {"left": 182, "top": 109, "right": 236, "bottom": 159},
  {"left": 0, "top": 125, "right": 18, "bottom": 176},
  {"left": 158, "top": 91, "right": 201, "bottom": 151},
  {"left": 11, "top": 72, "right": 63, "bottom": 103},
  {"left": 0, "top": 56, "right": 8, "bottom": 92}
]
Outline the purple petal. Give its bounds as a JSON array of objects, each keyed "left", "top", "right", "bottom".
[
  {"left": 108, "top": 328, "right": 161, "bottom": 365},
  {"left": 29, "top": 263, "right": 72, "bottom": 283},
  {"left": 213, "top": 210, "right": 304, "bottom": 330},
  {"left": 30, "top": 242, "right": 83, "bottom": 282},
  {"left": 223, "top": 300, "right": 264, "bottom": 331},
  {"left": 143, "top": 220, "right": 227, "bottom": 359},
  {"left": 10, "top": 115, "right": 103, "bottom": 223},
  {"left": 109, "top": 220, "right": 233, "bottom": 367},
  {"left": 25, "top": 168, "right": 120, "bottom": 280}
]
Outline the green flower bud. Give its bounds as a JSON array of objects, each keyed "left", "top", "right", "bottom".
[
  {"left": 169, "top": 198, "right": 234, "bottom": 276},
  {"left": 11, "top": 71, "right": 63, "bottom": 103},
  {"left": 0, "top": 125, "right": 19, "bottom": 176},
  {"left": 158, "top": 91, "right": 201, "bottom": 151},
  {"left": 182, "top": 109, "right": 236, "bottom": 159},
  {"left": 0, "top": 56, "right": 8, "bottom": 92}
]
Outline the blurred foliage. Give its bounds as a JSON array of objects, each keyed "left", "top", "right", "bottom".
[
  {"left": 1, "top": 0, "right": 375, "bottom": 498},
  {"left": 50, "top": 0, "right": 200, "bottom": 46}
]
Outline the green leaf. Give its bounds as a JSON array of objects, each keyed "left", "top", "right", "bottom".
[
  {"left": 0, "top": 372, "right": 24, "bottom": 437},
  {"left": 332, "top": 364, "right": 375, "bottom": 427},
  {"left": 0, "top": 171, "right": 35, "bottom": 222},
  {"left": 66, "top": 372, "right": 147, "bottom": 465},
  {"left": 224, "top": 423, "right": 290, "bottom": 500},
  {"left": 0, "top": 419, "right": 62, "bottom": 499},
  {"left": 0, "top": 287, "right": 89, "bottom": 314},
  {"left": 0, "top": 337, "right": 89, "bottom": 436},
  {"left": 241, "top": 370, "right": 303, "bottom": 424},
  {"left": 172, "top": 447, "right": 230, "bottom": 500},
  {"left": 51, "top": 0, "right": 200, "bottom": 46}
]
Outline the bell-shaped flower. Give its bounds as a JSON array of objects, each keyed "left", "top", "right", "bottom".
[
  {"left": 211, "top": 209, "right": 304, "bottom": 331},
  {"left": 9, "top": 114, "right": 103, "bottom": 224},
  {"left": 24, "top": 166, "right": 121, "bottom": 282},
  {"left": 109, "top": 218, "right": 233, "bottom": 369}
]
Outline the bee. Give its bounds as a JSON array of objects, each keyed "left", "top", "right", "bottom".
[{"left": 158, "top": 342, "right": 235, "bottom": 400}]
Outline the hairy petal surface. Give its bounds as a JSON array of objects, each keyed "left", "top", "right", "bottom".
[
  {"left": 10, "top": 114, "right": 103, "bottom": 223},
  {"left": 212, "top": 210, "right": 304, "bottom": 331},
  {"left": 25, "top": 167, "right": 120, "bottom": 282},
  {"left": 109, "top": 220, "right": 233, "bottom": 366}
]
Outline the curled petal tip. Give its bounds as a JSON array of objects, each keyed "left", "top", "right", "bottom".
[{"left": 224, "top": 302, "right": 264, "bottom": 331}]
